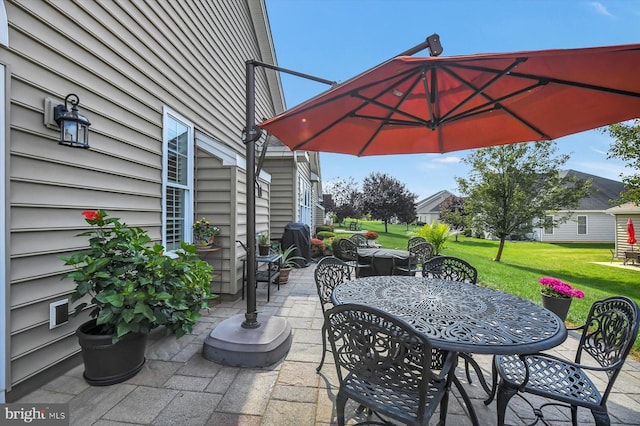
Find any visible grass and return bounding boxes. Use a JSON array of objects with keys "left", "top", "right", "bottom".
[{"left": 335, "top": 219, "right": 640, "bottom": 357}]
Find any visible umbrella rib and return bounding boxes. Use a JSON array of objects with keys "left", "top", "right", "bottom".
[
  {"left": 507, "top": 71, "right": 640, "bottom": 98},
  {"left": 449, "top": 62, "right": 640, "bottom": 99},
  {"left": 356, "top": 73, "right": 427, "bottom": 155},
  {"left": 438, "top": 58, "right": 527, "bottom": 122},
  {"left": 350, "top": 92, "right": 433, "bottom": 127},
  {"left": 291, "top": 67, "right": 425, "bottom": 151}
]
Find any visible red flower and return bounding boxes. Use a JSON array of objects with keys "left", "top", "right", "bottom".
[{"left": 82, "top": 210, "right": 102, "bottom": 221}]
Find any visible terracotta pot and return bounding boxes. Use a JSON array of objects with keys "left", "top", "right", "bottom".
[
  {"left": 279, "top": 267, "right": 291, "bottom": 284},
  {"left": 541, "top": 293, "right": 572, "bottom": 321}
]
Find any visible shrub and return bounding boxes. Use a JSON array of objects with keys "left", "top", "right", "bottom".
[
  {"left": 316, "top": 231, "right": 336, "bottom": 240},
  {"left": 315, "top": 225, "right": 334, "bottom": 234},
  {"left": 415, "top": 221, "right": 450, "bottom": 255}
]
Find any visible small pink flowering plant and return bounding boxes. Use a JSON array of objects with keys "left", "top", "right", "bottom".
[{"left": 539, "top": 277, "right": 585, "bottom": 299}]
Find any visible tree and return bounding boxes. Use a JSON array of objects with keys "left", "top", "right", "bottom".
[
  {"left": 456, "top": 142, "right": 591, "bottom": 262},
  {"left": 323, "top": 178, "right": 363, "bottom": 223},
  {"left": 439, "top": 195, "right": 467, "bottom": 242},
  {"left": 361, "top": 173, "right": 417, "bottom": 233},
  {"left": 603, "top": 119, "right": 640, "bottom": 205}
]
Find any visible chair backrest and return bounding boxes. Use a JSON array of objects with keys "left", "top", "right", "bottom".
[
  {"left": 324, "top": 303, "right": 440, "bottom": 417},
  {"left": 576, "top": 296, "right": 640, "bottom": 398},
  {"left": 349, "top": 233, "right": 368, "bottom": 248},
  {"left": 338, "top": 238, "right": 358, "bottom": 262},
  {"left": 314, "top": 256, "right": 351, "bottom": 312},
  {"left": 407, "top": 236, "right": 427, "bottom": 250},
  {"left": 422, "top": 255, "right": 478, "bottom": 283},
  {"left": 409, "top": 241, "right": 434, "bottom": 265}
]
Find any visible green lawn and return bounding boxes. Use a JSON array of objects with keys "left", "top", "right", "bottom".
[{"left": 336, "top": 220, "right": 640, "bottom": 357}]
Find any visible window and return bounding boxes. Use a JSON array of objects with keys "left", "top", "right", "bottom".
[
  {"left": 298, "top": 175, "right": 312, "bottom": 227},
  {"left": 162, "top": 109, "right": 194, "bottom": 250},
  {"left": 577, "top": 215, "right": 587, "bottom": 235},
  {"left": 544, "top": 215, "right": 554, "bottom": 235}
]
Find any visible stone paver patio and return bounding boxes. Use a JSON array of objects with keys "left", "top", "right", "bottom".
[{"left": 17, "top": 263, "right": 640, "bottom": 425}]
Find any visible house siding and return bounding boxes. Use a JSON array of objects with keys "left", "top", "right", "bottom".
[
  {"left": 264, "top": 157, "right": 294, "bottom": 240},
  {"left": 3, "top": 0, "right": 279, "bottom": 396},
  {"left": 539, "top": 212, "right": 614, "bottom": 243},
  {"left": 613, "top": 213, "right": 640, "bottom": 256}
]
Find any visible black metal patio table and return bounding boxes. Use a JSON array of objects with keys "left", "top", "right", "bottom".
[{"left": 331, "top": 275, "right": 567, "bottom": 425}]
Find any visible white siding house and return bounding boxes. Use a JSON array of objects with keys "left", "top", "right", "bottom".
[
  {"left": 537, "top": 170, "right": 624, "bottom": 243},
  {"left": 415, "top": 190, "right": 455, "bottom": 224}
]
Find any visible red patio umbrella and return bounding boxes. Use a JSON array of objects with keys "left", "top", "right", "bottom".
[
  {"left": 628, "top": 218, "right": 637, "bottom": 248},
  {"left": 259, "top": 43, "right": 640, "bottom": 156}
]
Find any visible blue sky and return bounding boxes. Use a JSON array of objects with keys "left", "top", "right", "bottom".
[{"left": 265, "top": 0, "right": 640, "bottom": 200}]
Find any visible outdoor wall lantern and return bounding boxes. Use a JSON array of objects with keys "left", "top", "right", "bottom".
[{"left": 53, "top": 93, "right": 91, "bottom": 148}]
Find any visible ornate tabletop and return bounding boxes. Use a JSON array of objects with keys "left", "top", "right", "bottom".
[{"left": 332, "top": 275, "right": 567, "bottom": 355}]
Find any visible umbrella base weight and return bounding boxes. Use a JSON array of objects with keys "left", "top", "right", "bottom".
[{"left": 202, "top": 314, "right": 292, "bottom": 367}]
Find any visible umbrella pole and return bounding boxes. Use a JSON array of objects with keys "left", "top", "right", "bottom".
[
  {"left": 242, "top": 60, "right": 335, "bottom": 329},
  {"left": 243, "top": 60, "right": 260, "bottom": 329}
]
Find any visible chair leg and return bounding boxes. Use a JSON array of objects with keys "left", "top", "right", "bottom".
[
  {"left": 336, "top": 393, "right": 347, "bottom": 426},
  {"left": 590, "top": 408, "right": 610, "bottom": 426},
  {"left": 496, "top": 383, "right": 518, "bottom": 426},
  {"left": 317, "top": 328, "right": 327, "bottom": 372}
]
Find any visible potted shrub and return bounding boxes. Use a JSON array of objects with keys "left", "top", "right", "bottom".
[
  {"left": 193, "top": 217, "right": 220, "bottom": 247},
  {"left": 61, "top": 210, "right": 213, "bottom": 386},
  {"left": 258, "top": 231, "right": 271, "bottom": 256},
  {"left": 278, "top": 245, "right": 305, "bottom": 284}
]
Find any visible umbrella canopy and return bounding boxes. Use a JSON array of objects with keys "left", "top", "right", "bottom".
[
  {"left": 259, "top": 43, "right": 640, "bottom": 156},
  {"left": 628, "top": 218, "right": 637, "bottom": 246}
]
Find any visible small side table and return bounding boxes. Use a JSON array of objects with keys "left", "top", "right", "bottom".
[
  {"left": 241, "top": 253, "right": 282, "bottom": 302},
  {"left": 196, "top": 245, "right": 222, "bottom": 294}
]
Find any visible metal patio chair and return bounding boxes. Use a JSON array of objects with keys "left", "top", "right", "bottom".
[
  {"left": 324, "top": 303, "right": 456, "bottom": 426},
  {"left": 407, "top": 235, "right": 427, "bottom": 250},
  {"left": 421, "top": 255, "right": 478, "bottom": 283},
  {"left": 338, "top": 238, "right": 372, "bottom": 278},
  {"left": 394, "top": 241, "right": 434, "bottom": 276},
  {"left": 313, "top": 256, "right": 352, "bottom": 372},
  {"left": 491, "top": 296, "right": 640, "bottom": 426},
  {"left": 349, "top": 233, "right": 368, "bottom": 248}
]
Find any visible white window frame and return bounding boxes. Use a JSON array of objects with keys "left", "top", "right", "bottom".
[
  {"left": 577, "top": 215, "right": 588, "bottom": 235},
  {"left": 298, "top": 174, "right": 312, "bottom": 228},
  {"left": 162, "top": 107, "right": 194, "bottom": 250},
  {"left": 544, "top": 215, "right": 554, "bottom": 235}
]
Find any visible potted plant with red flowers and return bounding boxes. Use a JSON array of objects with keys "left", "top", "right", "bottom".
[
  {"left": 61, "top": 210, "right": 212, "bottom": 385},
  {"left": 364, "top": 231, "right": 379, "bottom": 246},
  {"left": 539, "top": 277, "right": 585, "bottom": 321}
]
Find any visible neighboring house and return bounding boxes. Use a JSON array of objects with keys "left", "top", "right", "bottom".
[
  {"left": 536, "top": 170, "right": 624, "bottom": 243},
  {"left": 0, "top": 0, "right": 317, "bottom": 402},
  {"left": 604, "top": 203, "right": 640, "bottom": 257},
  {"left": 415, "top": 190, "right": 455, "bottom": 224}
]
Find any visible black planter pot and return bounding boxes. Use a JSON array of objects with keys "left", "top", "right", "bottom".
[{"left": 76, "top": 320, "right": 147, "bottom": 386}]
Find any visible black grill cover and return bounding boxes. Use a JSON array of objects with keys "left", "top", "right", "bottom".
[{"left": 282, "top": 222, "right": 311, "bottom": 267}]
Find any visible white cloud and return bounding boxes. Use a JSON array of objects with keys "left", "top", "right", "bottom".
[
  {"left": 432, "top": 156, "right": 462, "bottom": 164},
  {"left": 590, "top": 2, "right": 615, "bottom": 17}
]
